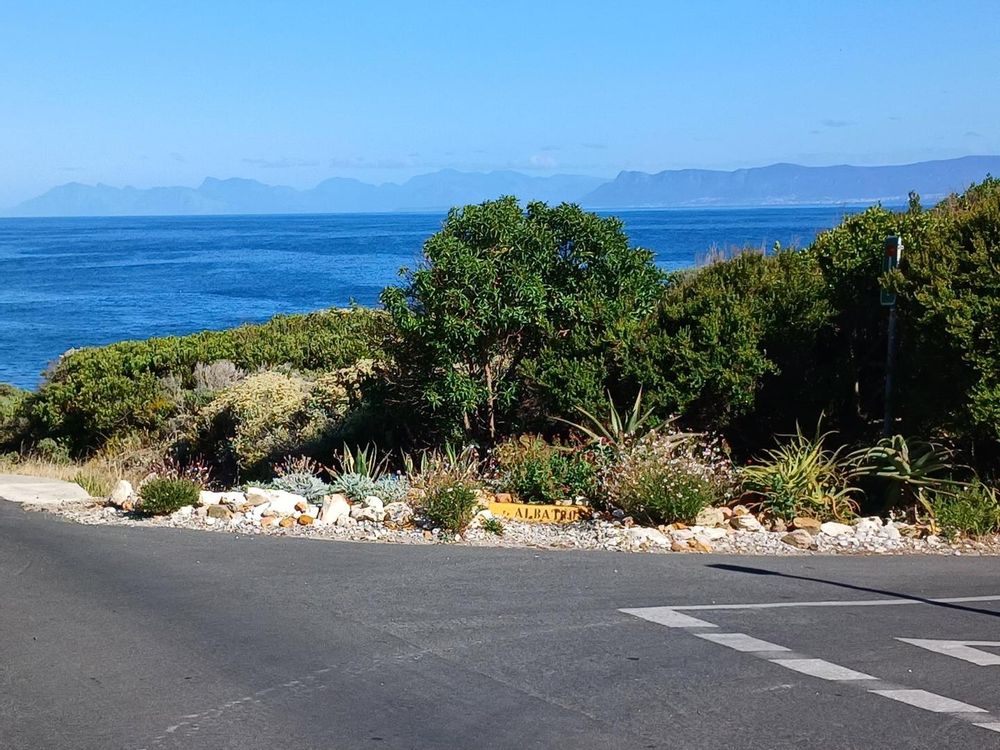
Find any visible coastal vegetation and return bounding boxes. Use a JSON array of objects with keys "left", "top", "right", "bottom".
[{"left": 2, "top": 178, "right": 1000, "bottom": 538}]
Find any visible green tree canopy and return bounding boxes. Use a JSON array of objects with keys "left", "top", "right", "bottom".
[{"left": 380, "top": 197, "right": 663, "bottom": 443}]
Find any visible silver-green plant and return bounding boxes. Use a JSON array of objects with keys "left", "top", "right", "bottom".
[{"left": 271, "top": 472, "right": 331, "bottom": 501}]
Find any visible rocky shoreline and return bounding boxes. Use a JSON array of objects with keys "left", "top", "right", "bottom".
[{"left": 25, "top": 482, "right": 1000, "bottom": 557}]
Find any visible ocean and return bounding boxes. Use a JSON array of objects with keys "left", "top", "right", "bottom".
[{"left": 0, "top": 206, "right": 866, "bottom": 388}]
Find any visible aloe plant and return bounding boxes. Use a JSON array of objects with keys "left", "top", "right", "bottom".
[{"left": 554, "top": 389, "right": 676, "bottom": 447}]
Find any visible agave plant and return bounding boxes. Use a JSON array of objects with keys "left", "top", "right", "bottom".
[
  {"left": 741, "top": 419, "right": 859, "bottom": 521},
  {"left": 554, "top": 389, "right": 681, "bottom": 448},
  {"left": 330, "top": 472, "right": 379, "bottom": 502},
  {"left": 846, "top": 435, "right": 965, "bottom": 515},
  {"left": 402, "top": 443, "right": 480, "bottom": 485},
  {"left": 327, "top": 443, "right": 389, "bottom": 481}
]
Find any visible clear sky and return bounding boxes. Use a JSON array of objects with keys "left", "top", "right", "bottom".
[{"left": 1, "top": 0, "right": 998, "bottom": 206}]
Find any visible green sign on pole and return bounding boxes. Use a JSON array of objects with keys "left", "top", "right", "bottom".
[{"left": 880, "top": 235, "right": 903, "bottom": 306}]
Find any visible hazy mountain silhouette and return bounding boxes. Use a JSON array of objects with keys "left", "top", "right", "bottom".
[
  {"left": 8, "top": 157, "right": 999, "bottom": 216},
  {"left": 583, "top": 156, "right": 1000, "bottom": 207}
]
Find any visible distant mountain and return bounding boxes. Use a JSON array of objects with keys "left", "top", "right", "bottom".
[
  {"left": 8, "top": 170, "right": 607, "bottom": 217},
  {"left": 583, "top": 156, "right": 1000, "bottom": 208},
  {"left": 9, "top": 156, "right": 999, "bottom": 217}
]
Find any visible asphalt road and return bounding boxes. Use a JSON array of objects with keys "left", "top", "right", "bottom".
[{"left": 2, "top": 500, "right": 999, "bottom": 750}]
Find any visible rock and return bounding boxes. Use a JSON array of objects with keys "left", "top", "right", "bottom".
[
  {"left": 384, "top": 501, "right": 414, "bottom": 526},
  {"left": 611, "top": 508, "right": 626, "bottom": 520},
  {"left": 769, "top": 517, "right": 787, "bottom": 533},
  {"left": 882, "top": 523, "right": 902, "bottom": 541},
  {"left": 350, "top": 496, "right": 385, "bottom": 522},
  {"left": 171, "top": 505, "right": 194, "bottom": 519},
  {"left": 245, "top": 488, "right": 305, "bottom": 516},
  {"left": 363, "top": 495, "right": 384, "bottom": 512},
  {"left": 319, "top": 494, "right": 351, "bottom": 524},
  {"left": 731, "top": 514, "right": 763, "bottom": 532},
  {"left": 670, "top": 528, "right": 695, "bottom": 541},
  {"left": 260, "top": 515, "right": 277, "bottom": 528},
  {"left": 627, "top": 527, "right": 670, "bottom": 546},
  {"left": 854, "top": 517, "right": 883, "bottom": 535},
  {"left": 925, "top": 534, "right": 942, "bottom": 547},
  {"left": 792, "top": 517, "right": 822, "bottom": 534},
  {"left": 700, "top": 527, "right": 727, "bottom": 541},
  {"left": 297, "top": 514, "right": 314, "bottom": 526},
  {"left": 207, "top": 505, "right": 233, "bottom": 520},
  {"left": 279, "top": 516, "right": 295, "bottom": 528},
  {"left": 670, "top": 540, "right": 689, "bottom": 552},
  {"left": 782, "top": 529, "right": 815, "bottom": 549},
  {"left": 305, "top": 504, "right": 320, "bottom": 517},
  {"left": 109, "top": 480, "right": 134, "bottom": 506},
  {"left": 731, "top": 505, "right": 751, "bottom": 517},
  {"left": 720, "top": 506, "right": 733, "bottom": 519},
  {"left": 494, "top": 493, "right": 513, "bottom": 504},
  {"left": 820, "top": 521, "right": 854, "bottom": 537},
  {"left": 335, "top": 514, "right": 356, "bottom": 527},
  {"left": 689, "top": 537, "right": 714, "bottom": 553},
  {"left": 199, "top": 490, "right": 245, "bottom": 505},
  {"left": 294, "top": 500, "right": 308, "bottom": 513},
  {"left": 694, "top": 507, "right": 726, "bottom": 528}
]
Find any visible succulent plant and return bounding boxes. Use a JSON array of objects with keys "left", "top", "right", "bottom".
[{"left": 271, "top": 472, "right": 332, "bottom": 501}]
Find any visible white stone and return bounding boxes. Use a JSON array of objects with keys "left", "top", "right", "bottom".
[
  {"left": 110, "top": 479, "right": 134, "bottom": 505},
  {"left": 319, "top": 494, "right": 351, "bottom": 524},
  {"left": 250, "top": 502, "right": 270, "bottom": 519},
  {"left": 245, "top": 488, "right": 304, "bottom": 516},
  {"left": 198, "top": 490, "right": 245, "bottom": 505},
  {"left": 700, "top": 527, "right": 727, "bottom": 541},
  {"left": 694, "top": 507, "right": 726, "bottom": 528},
  {"left": 670, "top": 528, "right": 695, "bottom": 541},
  {"left": 732, "top": 514, "right": 763, "bottom": 532},
  {"left": 820, "top": 521, "right": 854, "bottom": 537},
  {"left": 384, "top": 501, "right": 415, "bottom": 525},
  {"left": 882, "top": 523, "right": 902, "bottom": 541},
  {"left": 362, "top": 495, "right": 385, "bottom": 513},
  {"left": 854, "top": 517, "right": 883, "bottom": 535},
  {"left": 171, "top": 505, "right": 193, "bottom": 519},
  {"left": 305, "top": 504, "right": 320, "bottom": 517},
  {"left": 627, "top": 527, "right": 670, "bottom": 546}
]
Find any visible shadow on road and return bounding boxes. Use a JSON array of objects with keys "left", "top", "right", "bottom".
[{"left": 707, "top": 563, "right": 1000, "bottom": 620}]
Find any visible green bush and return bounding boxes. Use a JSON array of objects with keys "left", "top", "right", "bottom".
[
  {"left": 21, "top": 307, "right": 387, "bottom": 454},
  {"left": 929, "top": 481, "right": 1000, "bottom": 538},
  {"left": 420, "top": 479, "right": 480, "bottom": 533},
  {"left": 599, "top": 432, "right": 728, "bottom": 524},
  {"left": 493, "top": 435, "right": 595, "bottom": 504},
  {"left": 138, "top": 477, "right": 201, "bottom": 515},
  {"left": 381, "top": 197, "right": 663, "bottom": 443},
  {"left": 0, "top": 383, "right": 27, "bottom": 448},
  {"left": 625, "top": 249, "right": 834, "bottom": 444}
]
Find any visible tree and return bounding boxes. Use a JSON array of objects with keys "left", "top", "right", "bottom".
[{"left": 380, "top": 197, "right": 663, "bottom": 443}]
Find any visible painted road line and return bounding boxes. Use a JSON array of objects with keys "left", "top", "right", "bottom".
[
  {"left": 897, "top": 638, "right": 1000, "bottom": 666},
  {"left": 694, "top": 632, "right": 790, "bottom": 653},
  {"left": 670, "top": 594, "right": 1000, "bottom": 612},
  {"left": 618, "top": 607, "right": 717, "bottom": 629},
  {"left": 769, "top": 658, "right": 876, "bottom": 681},
  {"left": 973, "top": 722, "right": 1000, "bottom": 733},
  {"left": 869, "top": 689, "right": 988, "bottom": 714}
]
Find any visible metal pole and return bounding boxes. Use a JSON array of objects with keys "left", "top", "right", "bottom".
[{"left": 883, "top": 303, "right": 897, "bottom": 437}]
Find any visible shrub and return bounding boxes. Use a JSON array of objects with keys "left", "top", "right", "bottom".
[
  {"left": 599, "top": 430, "right": 729, "bottom": 524},
  {"left": 381, "top": 197, "right": 663, "bottom": 443},
  {"left": 741, "top": 422, "right": 858, "bottom": 521},
  {"left": 625, "top": 249, "right": 834, "bottom": 446},
  {"left": 420, "top": 479, "right": 480, "bottom": 533},
  {"left": 271, "top": 472, "right": 331, "bottom": 501},
  {"left": 481, "top": 516, "right": 505, "bottom": 536},
  {"left": 403, "top": 444, "right": 481, "bottom": 488},
  {"left": 330, "top": 472, "right": 378, "bottom": 502},
  {"left": 373, "top": 476, "right": 410, "bottom": 503},
  {"left": 21, "top": 307, "right": 387, "bottom": 453},
  {"left": 138, "top": 477, "right": 201, "bottom": 515},
  {"left": 0, "top": 383, "right": 27, "bottom": 448},
  {"left": 35, "top": 437, "right": 71, "bottom": 463},
  {"left": 192, "top": 360, "right": 245, "bottom": 393},
  {"left": 493, "top": 435, "right": 596, "bottom": 504},
  {"left": 929, "top": 481, "right": 1000, "bottom": 538}
]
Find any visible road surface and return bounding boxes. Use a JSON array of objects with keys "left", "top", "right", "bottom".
[{"left": 2, "top": 500, "right": 999, "bottom": 749}]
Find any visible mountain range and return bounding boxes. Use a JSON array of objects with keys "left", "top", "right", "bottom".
[{"left": 7, "top": 156, "right": 1000, "bottom": 217}]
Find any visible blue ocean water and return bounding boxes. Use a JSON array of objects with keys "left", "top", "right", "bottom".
[{"left": 0, "top": 206, "right": 865, "bottom": 388}]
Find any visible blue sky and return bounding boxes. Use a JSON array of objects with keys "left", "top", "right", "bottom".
[{"left": 1, "top": 0, "right": 998, "bottom": 206}]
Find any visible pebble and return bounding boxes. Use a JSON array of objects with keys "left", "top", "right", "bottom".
[{"left": 28, "top": 501, "right": 1000, "bottom": 558}]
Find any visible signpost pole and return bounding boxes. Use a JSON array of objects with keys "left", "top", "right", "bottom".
[{"left": 881, "top": 235, "right": 902, "bottom": 437}]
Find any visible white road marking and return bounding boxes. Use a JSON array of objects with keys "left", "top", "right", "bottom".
[
  {"left": 694, "top": 632, "right": 790, "bottom": 652},
  {"left": 671, "top": 594, "right": 1000, "bottom": 612},
  {"left": 897, "top": 638, "right": 1000, "bottom": 666},
  {"left": 769, "top": 658, "right": 876, "bottom": 681},
  {"left": 870, "top": 689, "right": 988, "bottom": 714},
  {"left": 973, "top": 722, "right": 1000, "bottom": 733},
  {"left": 619, "top": 607, "right": 717, "bottom": 628}
]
